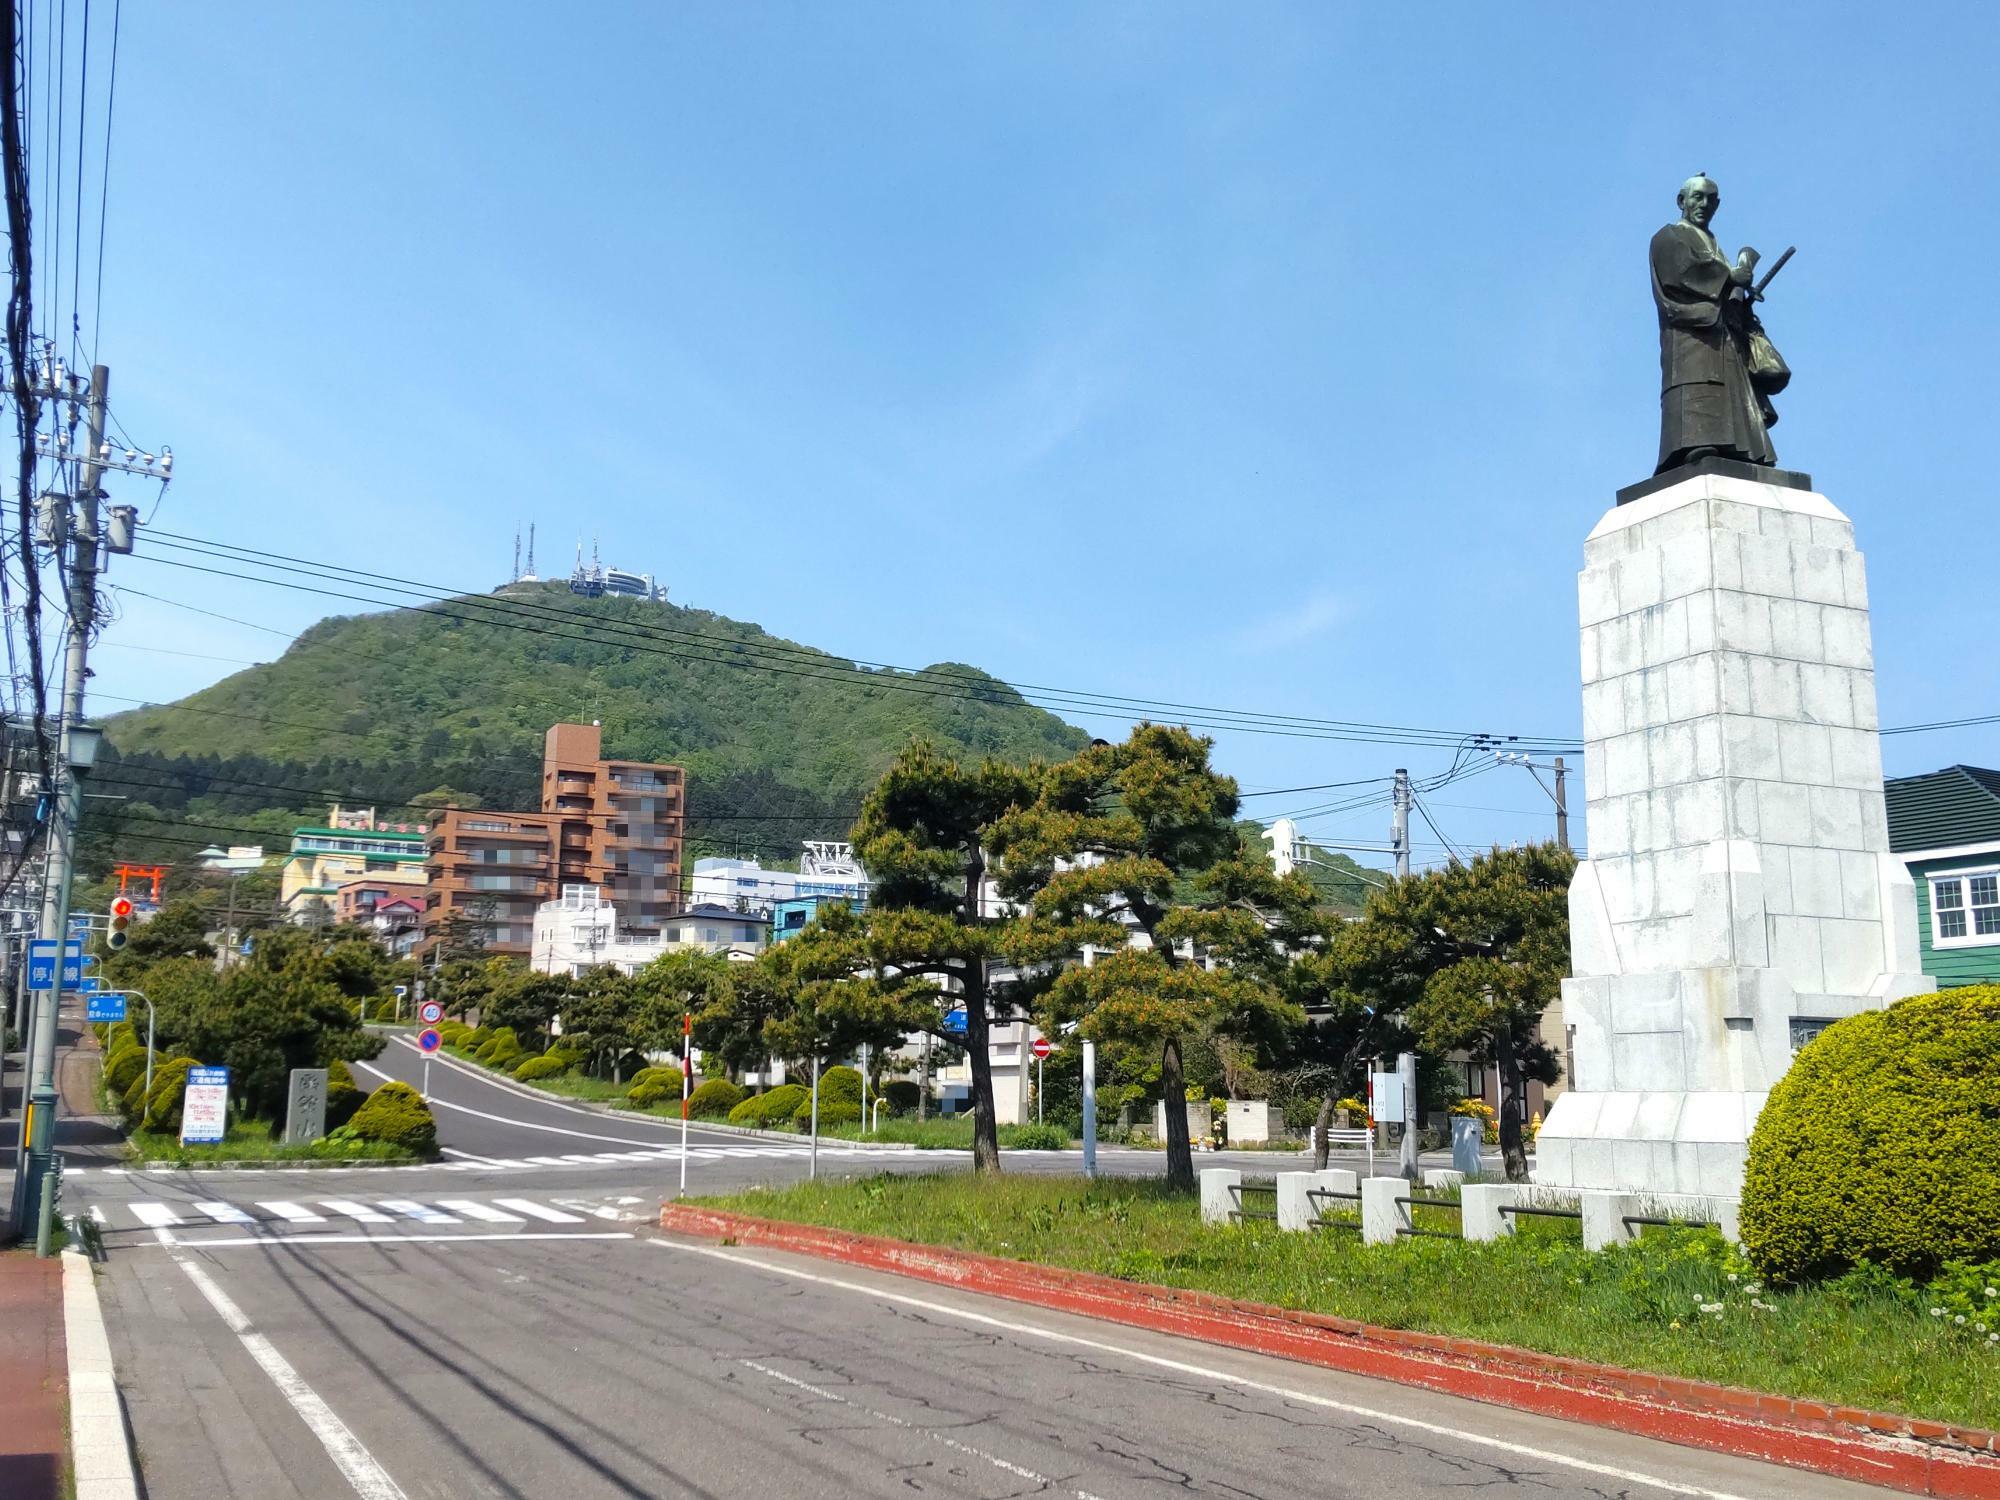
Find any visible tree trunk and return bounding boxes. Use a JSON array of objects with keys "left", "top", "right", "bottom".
[
  {"left": 1311, "top": 1090, "right": 1337, "bottom": 1170},
  {"left": 1160, "top": 1038, "right": 1195, "bottom": 1191},
  {"left": 963, "top": 968, "right": 1001, "bottom": 1174},
  {"left": 1496, "top": 1023, "right": 1529, "bottom": 1182}
]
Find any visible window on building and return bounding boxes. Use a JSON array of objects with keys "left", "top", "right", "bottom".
[{"left": 1931, "top": 871, "right": 2000, "bottom": 946}]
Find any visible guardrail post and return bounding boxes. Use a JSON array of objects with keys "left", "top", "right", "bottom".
[
  {"left": 1275, "top": 1172, "right": 1315, "bottom": 1231},
  {"left": 1199, "top": 1168, "right": 1241, "bottom": 1225},
  {"left": 1360, "top": 1176, "right": 1410, "bottom": 1245},
  {"left": 1579, "top": 1190, "right": 1642, "bottom": 1251},
  {"left": 1460, "top": 1183, "right": 1520, "bottom": 1241},
  {"left": 1420, "top": 1167, "right": 1465, "bottom": 1193}
]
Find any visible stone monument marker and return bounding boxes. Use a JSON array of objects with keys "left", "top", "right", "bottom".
[
  {"left": 285, "top": 1066, "right": 329, "bottom": 1146},
  {"left": 1533, "top": 182, "right": 1930, "bottom": 1209}
]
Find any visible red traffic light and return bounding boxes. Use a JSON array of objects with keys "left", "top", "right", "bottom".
[
  {"left": 107, "top": 897, "right": 135, "bottom": 950},
  {"left": 110, "top": 896, "right": 135, "bottom": 918}
]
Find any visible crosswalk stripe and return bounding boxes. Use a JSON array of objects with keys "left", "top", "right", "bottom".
[
  {"left": 130, "top": 1202, "right": 182, "bottom": 1228},
  {"left": 525, "top": 1156, "right": 571, "bottom": 1167},
  {"left": 493, "top": 1198, "right": 587, "bottom": 1224},
  {"left": 604, "top": 1151, "right": 663, "bottom": 1162},
  {"left": 193, "top": 1201, "right": 256, "bottom": 1224},
  {"left": 434, "top": 1199, "right": 525, "bottom": 1223},
  {"left": 319, "top": 1199, "right": 394, "bottom": 1224},
  {"left": 559, "top": 1154, "right": 601, "bottom": 1164},
  {"left": 258, "top": 1202, "right": 326, "bottom": 1223},
  {"left": 378, "top": 1199, "right": 460, "bottom": 1225}
]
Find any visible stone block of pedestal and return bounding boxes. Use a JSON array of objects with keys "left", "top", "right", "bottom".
[
  {"left": 1198, "top": 1168, "right": 1241, "bottom": 1225},
  {"left": 1537, "top": 469, "right": 1931, "bottom": 1208},
  {"left": 1461, "top": 1183, "right": 1521, "bottom": 1241},
  {"left": 1360, "top": 1176, "right": 1410, "bottom": 1246}
]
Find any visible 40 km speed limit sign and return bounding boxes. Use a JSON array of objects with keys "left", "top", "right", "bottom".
[{"left": 419, "top": 1000, "right": 443, "bottom": 1026}]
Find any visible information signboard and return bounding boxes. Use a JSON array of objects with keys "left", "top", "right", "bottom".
[
  {"left": 180, "top": 1066, "right": 231, "bottom": 1145},
  {"left": 27, "top": 939, "right": 82, "bottom": 990},
  {"left": 1368, "top": 1070, "right": 1403, "bottom": 1123},
  {"left": 85, "top": 992, "right": 127, "bottom": 1023}
]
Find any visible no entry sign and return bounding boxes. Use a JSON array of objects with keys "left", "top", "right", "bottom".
[{"left": 1031, "top": 1036, "right": 1051, "bottom": 1060}]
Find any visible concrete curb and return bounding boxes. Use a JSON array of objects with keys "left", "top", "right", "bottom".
[
  {"left": 414, "top": 1042, "right": 917, "bottom": 1150},
  {"left": 119, "top": 1155, "right": 428, "bottom": 1171},
  {"left": 60, "top": 1246, "right": 140, "bottom": 1500},
  {"left": 657, "top": 1204, "right": 2000, "bottom": 1500}
]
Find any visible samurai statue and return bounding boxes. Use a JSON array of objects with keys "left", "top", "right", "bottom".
[{"left": 1650, "top": 174, "right": 1792, "bottom": 474}]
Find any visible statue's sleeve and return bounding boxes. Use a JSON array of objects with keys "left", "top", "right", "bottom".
[{"left": 1651, "top": 229, "right": 1730, "bottom": 329}]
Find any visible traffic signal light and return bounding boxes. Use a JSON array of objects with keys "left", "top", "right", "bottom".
[{"left": 107, "top": 896, "right": 134, "bottom": 951}]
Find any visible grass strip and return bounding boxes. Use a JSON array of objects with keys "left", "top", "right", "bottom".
[
  {"left": 126, "top": 1123, "right": 416, "bottom": 1165},
  {"left": 701, "top": 1171, "right": 2000, "bottom": 1431}
]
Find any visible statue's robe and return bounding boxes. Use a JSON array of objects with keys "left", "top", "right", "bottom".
[{"left": 1650, "top": 219, "right": 1776, "bottom": 473}]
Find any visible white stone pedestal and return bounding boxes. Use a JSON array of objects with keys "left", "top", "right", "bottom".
[{"left": 1534, "top": 470, "right": 1930, "bottom": 1206}]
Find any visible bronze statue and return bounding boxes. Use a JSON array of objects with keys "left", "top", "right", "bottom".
[{"left": 1650, "top": 175, "right": 1792, "bottom": 474}]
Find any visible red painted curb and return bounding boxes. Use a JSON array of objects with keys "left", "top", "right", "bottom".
[{"left": 659, "top": 1204, "right": 2000, "bottom": 1500}]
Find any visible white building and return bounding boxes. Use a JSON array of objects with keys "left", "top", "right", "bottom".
[
  {"left": 690, "top": 842, "right": 869, "bottom": 916},
  {"left": 531, "top": 886, "right": 770, "bottom": 975}
]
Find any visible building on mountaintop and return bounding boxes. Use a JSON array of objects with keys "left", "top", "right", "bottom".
[{"left": 1886, "top": 764, "right": 2000, "bottom": 987}]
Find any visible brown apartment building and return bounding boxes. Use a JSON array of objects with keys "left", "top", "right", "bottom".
[{"left": 422, "top": 723, "right": 685, "bottom": 958}]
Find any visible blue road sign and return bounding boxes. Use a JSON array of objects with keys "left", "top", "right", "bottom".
[
  {"left": 77, "top": 975, "right": 101, "bottom": 993},
  {"left": 86, "top": 992, "right": 127, "bottom": 1022},
  {"left": 942, "top": 1006, "right": 968, "bottom": 1037},
  {"left": 27, "top": 939, "right": 82, "bottom": 990},
  {"left": 417, "top": 1027, "right": 442, "bottom": 1053}
]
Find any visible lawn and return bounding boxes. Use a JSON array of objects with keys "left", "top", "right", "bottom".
[
  {"left": 126, "top": 1122, "right": 418, "bottom": 1165},
  {"left": 701, "top": 1172, "right": 2000, "bottom": 1431}
]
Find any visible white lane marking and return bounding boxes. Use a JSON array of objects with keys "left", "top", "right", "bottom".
[
  {"left": 130, "top": 1202, "right": 182, "bottom": 1228},
  {"left": 193, "top": 1201, "right": 255, "bottom": 1225},
  {"left": 604, "top": 1151, "right": 664, "bottom": 1162},
  {"left": 744, "top": 1359, "right": 1107, "bottom": 1500},
  {"left": 319, "top": 1199, "right": 394, "bottom": 1224},
  {"left": 524, "top": 1156, "right": 572, "bottom": 1167},
  {"left": 492, "top": 1198, "right": 586, "bottom": 1224},
  {"left": 258, "top": 1202, "right": 327, "bottom": 1223},
  {"left": 89, "top": 1204, "right": 107, "bottom": 1224},
  {"left": 654, "top": 1242, "right": 1760, "bottom": 1500},
  {"left": 440, "top": 1146, "right": 501, "bottom": 1164},
  {"left": 488, "top": 1159, "right": 534, "bottom": 1169},
  {"left": 378, "top": 1199, "right": 460, "bottom": 1225},
  {"left": 177, "top": 1258, "right": 409, "bottom": 1500},
  {"left": 162, "top": 1232, "right": 635, "bottom": 1248},
  {"left": 354, "top": 1055, "right": 692, "bottom": 1149},
  {"left": 433, "top": 1199, "right": 525, "bottom": 1223}
]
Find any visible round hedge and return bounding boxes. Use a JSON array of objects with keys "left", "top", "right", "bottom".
[
  {"left": 141, "top": 1056, "right": 196, "bottom": 1134},
  {"left": 1741, "top": 986, "right": 2000, "bottom": 1282},
  {"left": 514, "top": 1054, "right": 570, "bottom": 1083},
  {"left": 728, "top": 1083, "right": 809, "bottom": 1128},
  {"left": 879, "top": 1080, "right": 921, "bottom": 1113},
  {"left": 629, "top": 1065, "right": 684, "bottom": 1096},
  {"left": 794, "top": 1097, "right": 860, "bottom": 1127},
  {"left": 687, "top": 1078, "right": 745, "bottom": 1119},
  {"left": 625, "top": 1081, "right": 676, "bottom": 1110},
  {"left": 103, "top": 1041, "right": 147, "bottom": 1097},
  {"left": 819, "top": 1065, "right": 863, "bottom": 1105},
  {"left": 348, "top": 1081, "right": 438, "bottom": 1155}
]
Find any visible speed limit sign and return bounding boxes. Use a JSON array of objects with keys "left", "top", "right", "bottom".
[{"left": 419, "top": 1000, "right": 443, "bottom": 1025}]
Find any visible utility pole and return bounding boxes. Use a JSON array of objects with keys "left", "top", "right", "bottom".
[
  {"left": 1390, "top": 768, "right": 1411, "bottom": 881},
  {"left": 1553, "top": 755, "right": 1569, "bottom": 853},
  {"left": 16, "top": 364, "right": 107, "bottom": 1245}
]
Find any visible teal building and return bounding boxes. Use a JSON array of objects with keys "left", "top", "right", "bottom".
[{"left": 1884, "top": 765, "right": 2000, "bottom": 988}]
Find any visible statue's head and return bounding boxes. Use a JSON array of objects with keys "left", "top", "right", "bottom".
[{"left": 1677, "top": 174, "right": 1719, "bottom": 228}]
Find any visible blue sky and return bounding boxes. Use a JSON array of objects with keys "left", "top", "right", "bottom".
[{"left": 67, "top": 3, "right": 2000, "bottom": 868}]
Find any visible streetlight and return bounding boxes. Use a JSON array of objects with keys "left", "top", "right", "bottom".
[{"left": 198, "top": 845, "right": 250, "bottom": 969}]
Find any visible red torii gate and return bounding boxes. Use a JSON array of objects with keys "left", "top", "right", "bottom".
[{"left": 113, "top": 863, "right": 171, "bottom": 906}]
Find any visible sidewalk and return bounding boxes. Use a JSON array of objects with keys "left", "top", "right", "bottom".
[{"left": 0, "top": 1248, "right": 67, "bottom": 1499}]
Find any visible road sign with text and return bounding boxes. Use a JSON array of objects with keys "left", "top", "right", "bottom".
[
  {"left": 86, "top": 992, "right": 127, "bottom": 1022},
  {"left": 180, "top": 1066, "right": 231, "bottom": 1145},
  {"left": 418, "top": 1000, "right": 443, "bottom": 1026},
  {"left": 27, "top": 939, "right": 81, "bottom": 990}
]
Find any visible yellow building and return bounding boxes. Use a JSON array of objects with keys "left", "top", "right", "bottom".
[{"left": 279, "top": 811, "right": 429, "bottom": 924}]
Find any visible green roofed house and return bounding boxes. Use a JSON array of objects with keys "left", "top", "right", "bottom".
[
  {"left": 1884, "top": 765, "right": 2000, "bottom": 987},
  {"left": 278, "top": 804, "right": 429, "bottom": 925}
]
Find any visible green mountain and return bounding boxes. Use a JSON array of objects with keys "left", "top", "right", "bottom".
[{"left": 90, "top": 585, "right": 1091, "bottom": 869}]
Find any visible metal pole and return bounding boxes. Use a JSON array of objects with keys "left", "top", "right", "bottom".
[
  {"left": 809, "top": 1052, "right": 820, "bottom": 1181},
  {"left": 1398, "top": 1050, "right": 1419, "bottom": 1182},
  {"left": 1391, "top": 768, "right": 1411, "bottom": 881},
  {"left": 677, "top": 1010, "right": 689, "bottom": 1198},
  {"left": 18, "top": 366, "right": 108, "bottom": 1245},
  {"left": 1081, "top": 1041, "right": 1096, "bottom": 1178},
  {"left": 422, "top": 1054, "right": 432, "bottom": 1102},
  {"left": 859, "top": 1041, "right": 868, "bottom": 1137},
  {"left": 1553, "top": 756, "right": 1569, "bottom": 852},
  {"left": 1036, "top": 1053, "right": 1043, "bottom": 1125}
]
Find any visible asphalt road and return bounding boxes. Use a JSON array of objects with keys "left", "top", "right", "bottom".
[{"left": 53, "top": 1029, "right": 1895, "bottom": 1499}]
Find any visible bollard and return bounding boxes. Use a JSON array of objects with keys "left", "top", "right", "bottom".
[
  {"left": 1420, "top": 1167, "right": 1465, "bottom": 1193},
  {"left": 1360, "top": 1176, "right": 1411, "bottom": 1246},
  {"left": 1275, "top": 1173, "right": 1315, "bottom": 1232},
  {"left": 1579, "top": 1190, "right": 1642, "bottom": 1251},
  {"left": 1199, "top": 1167, "right": 1242, "bottom": 1225},
  {"left": 1460, "top": 1183, "right": 1521, "bottom": 1241}
]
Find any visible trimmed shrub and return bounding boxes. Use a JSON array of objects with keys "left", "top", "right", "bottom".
[
  {"left": 466, "top": 1025, "right": 493, "bottom": 1050},
  {"left": 630, "top": 1065, "right": 685, "bottom": 1095},
  {"left": 819, "top": 1065, "right": 863, "bottom": 1106},
  {"left": 1005, "top": 1123, "right": 1069, "bottom": 1150},
  {"left": 879, "top": 1079, "right": 921, "bottom": 1114},
  {"left": 687, "top": 1078, "right": 745, "bottom": 1119},
  {"left": 514, "top": 1054, "right": 571, "bottom": 1083},
  {"left": 1742, "top": 986, "right": 2000, "bottom": 1282},
  {"left": 120, "top": 1069, "right": 149, "bottom": 1122},
  {"left": 792, "top": 1097, "right": 859, "bottom": 1127},
  {"left": 348, "top": 1081, "right": 438, "bottom": 1155},
  {"left": 324, "top": 1059, "right": 364, "bottom": 1131},
  {"left": 104, "top": 1041, "right": 147, "bottom": 1097},
  {"left": 104, "top": 1020, "right": 137, "bottom": 1052},
  {"left": 625, "top": 1082, "right": 676, "bottom": 1110},
  {"left": 728, "top": 1084, "right": 809, "bottom": 1128},
  {"left": 141, "top": 1057, "right": 197, "bottom": 1134}
]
